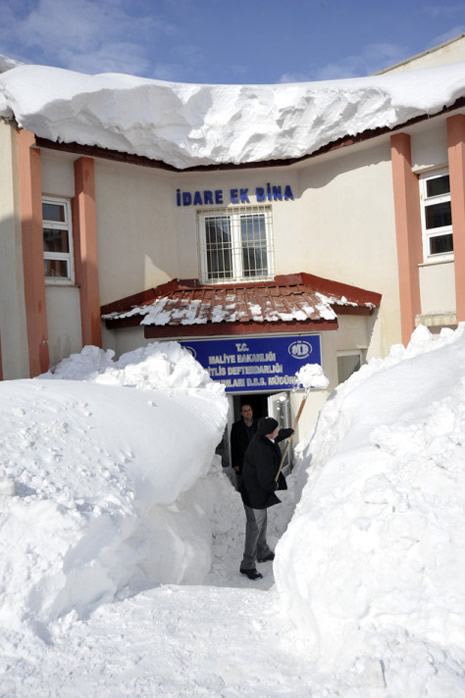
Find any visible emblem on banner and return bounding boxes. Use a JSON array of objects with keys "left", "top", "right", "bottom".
[{"left": 288, "top": 340, "right": 313, "bottom": 359}]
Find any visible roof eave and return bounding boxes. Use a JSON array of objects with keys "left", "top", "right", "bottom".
[{"left": 143, "top": 318, "right": 339, "bottom": 338}]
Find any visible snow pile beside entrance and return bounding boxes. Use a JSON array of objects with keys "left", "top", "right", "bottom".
[
  {"left": 275, "top": 324, "right": 465, "bottom": 692},
  {"left": 44, "top": 341, "right": 216, "bottom": 393},
  {"left": 0, "top": 342, "right": 227, "bottom": 628},
  {"left": 1, "top": 61, "right": 465, "bottom": 168}
]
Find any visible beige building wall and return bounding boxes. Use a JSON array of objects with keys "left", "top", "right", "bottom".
[
  {"left": 39, "top": 119, "right": 458, "bottom": 368},
  {"left": 294, "top": 314, "right": 376, "bottom": 441},
  {"left": 167, "top": 157, "right": 391, "bottom": 365},
  {"left": 410, "top": 121, "right": 448, "bottom": 171},
  {"left": 46, "top": 286, "right": 83, "bottom": 366},
  {"left": 294, "top": 140, "right": 401, "bottom": 357},
  {"left": 95, "top": 161, "right": 300, "bottom": 297},
  {"left": 419, "top": 261, "right": 456, "bottom": 315},
  {"left": 40, "top": 151, "right": 82, "bottom": 369},
  {"left": 171, "top": 166, "right": 300, "bottom": 281},
  {"left": 379, "top": 35, "right": 465, "bottom": 74},
  {"left": 0, "top": 121, "right": 29, "bottom": 378},
  {"left": 94, "top": 160, "right": 179, "bottom": 304},
  {"left": 41, "top": 150, "right": 75, "bottom": 198},
  {"left": 103, "top": 324, "right": 151, "bottom": 359},
  {"left": 95, "top": 148, "right": 392, "bottom": 378}
]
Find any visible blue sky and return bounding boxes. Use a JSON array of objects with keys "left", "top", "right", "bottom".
[{"left": 1, "top": 0, "right": 464, "bottom": 83}]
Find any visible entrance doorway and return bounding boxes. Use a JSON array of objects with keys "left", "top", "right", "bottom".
[
  {"left": 232, "top": 393, "right": 268, "bottom": 422},
  {"left": 230, "top": 391, "right": 293, "bottom": 471}
]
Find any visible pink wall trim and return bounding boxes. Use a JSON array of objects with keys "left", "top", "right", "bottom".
[
  {"left": 17, "top": 129, "right": 49, "bottom": 377},
  {"left": 390, "top": 133, "right": 423, "bottom": 346},
  {"left": 447, "top": 115, "right": 465, "bottom": 323},
  {"left": 72, "top": 157, "right": 102, "bottom": 348}
]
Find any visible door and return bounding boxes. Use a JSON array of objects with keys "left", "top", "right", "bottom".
[{"left": 267, "top": 391, "right": 292, "bottom": 473}]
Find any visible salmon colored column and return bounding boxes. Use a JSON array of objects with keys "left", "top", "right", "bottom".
[
  {"left": 72, "top": 157, "right": 102, "bottom": 347},
  {"left": 390, "top": 133, "right": 423, "bottom": 346},
  {"left": 447, "top": 115, "right": 465, "bottom": 323},
  {"left": 16, "top": 129, "right": 49, "bottom": 377}
]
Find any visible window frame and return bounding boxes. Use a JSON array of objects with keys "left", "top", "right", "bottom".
[
  {"left": 42, "top": 196, "right": 75, "bottom": 285},
  {"left": 419, "top": 168, "right": 453, "bottom": 263},
  {"left": 337, "top": 350, "right": 363, "bottom": 385},
  {"left": 197, "top": 205, "right": 274, "bottom": 284}
]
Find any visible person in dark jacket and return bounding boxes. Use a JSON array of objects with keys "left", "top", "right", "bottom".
[
  {"left": 239, "top": 416, "right": 294, "bottom": 580},
  {"left": 230, "top": 404, "right": 257, "bottom": 490}
]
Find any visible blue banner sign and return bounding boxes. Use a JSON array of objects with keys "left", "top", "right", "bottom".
[{"left": 179, "top": 335, "right": 321, "bottom": 392}]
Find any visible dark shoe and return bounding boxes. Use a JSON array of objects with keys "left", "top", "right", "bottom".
[
  {"left": 257, "top": 552, "right": 275, "bottom": 563},
  {"left": 240, "top": 568, "right": 263, "bottom": 580}
]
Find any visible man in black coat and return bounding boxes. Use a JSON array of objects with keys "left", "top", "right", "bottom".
[
  {"left": 239, "top": 416, "right": 294, "bottom": 580},
  {"left": 230, "top": 404, "right": 257, "bottom": 490}
]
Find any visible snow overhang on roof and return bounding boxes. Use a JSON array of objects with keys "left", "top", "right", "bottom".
[
  {"left": 101, "top": 273, "right": 382, "bottom": 339},
  {"left": 0, "top": 55, "right": 22, "bottom": 74},
  {"left": 1, "top": 62, "right": 465, "bottom": 169}
]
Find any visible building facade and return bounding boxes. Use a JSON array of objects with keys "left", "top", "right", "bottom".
[{"left": 2, "top": 38, "right": 465, "bottom": 445}]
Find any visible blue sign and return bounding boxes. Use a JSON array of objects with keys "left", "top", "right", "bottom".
[{"left": 179, "top": 335, "right": 321, "bottom": 392}]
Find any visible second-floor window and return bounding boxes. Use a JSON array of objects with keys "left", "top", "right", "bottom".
[
  {"left": 420, "top": 170, "right": 453, "bottom": 260},
  {"left": 43, "top": 197, "right": 74, "bottom": 283},
  {"left": 198, "top": 206, "right": 274, "bottom": 283}
]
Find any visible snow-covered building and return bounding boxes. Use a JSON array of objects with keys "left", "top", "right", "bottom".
[{"left": 1, "top": 36, "right": 465, "bottom": 441}]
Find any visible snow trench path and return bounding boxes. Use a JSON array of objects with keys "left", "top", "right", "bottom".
[
  {"left": 1, "top": 471, "right": 320, "bottom": 697},
  {"left": 9, "top": 585, "right": 316, "bottom": 698}
]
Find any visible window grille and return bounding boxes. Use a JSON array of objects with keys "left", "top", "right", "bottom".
[{"left": 198, "top": 206, "right": 274, "bottom": 283}]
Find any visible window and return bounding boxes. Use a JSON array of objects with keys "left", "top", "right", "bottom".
[
  {"left": 198, "top": 206, "right": 274, "bottom": 283},
  {"left": 42, "top": 197, "right": 74, "bottom": 283},
  {"left": 419, "top": 170, "right": 453, "bottom": 260},
  {"left": 337, "top": 351, "right": 362, "bottom": 384}
]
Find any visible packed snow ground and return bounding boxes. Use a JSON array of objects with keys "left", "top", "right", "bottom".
[
  {"left": 1, "top": 60, "right": 465, "bottom": 168},
  {"left": 1, "top": 330, "right": 465, "bottom": 696}
]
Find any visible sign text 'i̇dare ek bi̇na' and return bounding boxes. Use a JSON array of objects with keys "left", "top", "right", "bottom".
[{"left": 176, "top": 183, "right": 295, "bottom": 206}]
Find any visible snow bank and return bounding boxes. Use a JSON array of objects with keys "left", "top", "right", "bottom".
[
  {"left": 44, "top": 341, "right": 216, "bottom": 392},
  {"left": 1, "top": 61, "right": 465, "bottom": 168},
  {"left": 0, "top": 342, "right": 228, "bottom": 628},
  {"left": 275, "top": 324, "right": 465, "bottom": 694}
]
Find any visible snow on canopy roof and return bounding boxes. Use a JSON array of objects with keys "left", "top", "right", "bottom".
[
  {"left": 1, "top": 62, "right": 465, "bottom": 170},
  {"left": 100, "top": 273, "right": 381, "bottom": 333}
]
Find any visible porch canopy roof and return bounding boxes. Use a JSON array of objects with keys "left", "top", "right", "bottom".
[{"left": 101, "top": 273, "right": 381, "bottom": 339}]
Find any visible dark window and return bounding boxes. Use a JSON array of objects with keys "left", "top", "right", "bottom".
[{"left": 429, "top": 234, "right": 453, "bottom": 256}]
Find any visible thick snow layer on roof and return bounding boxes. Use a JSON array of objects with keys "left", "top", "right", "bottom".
[
  {"left": 1, "top": 62, "right": 465, "bottom": 169},
  {"left": 0, "top": 55, "right": 22, "bottom": 73}
]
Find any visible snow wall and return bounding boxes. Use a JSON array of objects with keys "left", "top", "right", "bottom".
[
  {"left": 275, "top": 325, "right": 465, "bottom": 692},
  {"left": 0, "top": 342, "right": 228, "bottom": 628}
]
